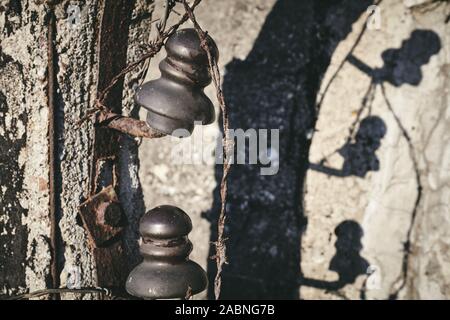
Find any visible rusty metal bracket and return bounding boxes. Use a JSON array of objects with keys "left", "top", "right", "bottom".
[
  {"left": 79, "top": 186, "right": 124, "bottom": 247},
  {"left": 97, "top": 111, "right": 165, "bottom": 138},
  {"left": 79, "top": 186, "right": 128, "bottom": 289},
  {"left": 82, "top": 0, "right": 136, "bottom": 290}
]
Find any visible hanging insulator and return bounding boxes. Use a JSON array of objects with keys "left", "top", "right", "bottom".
[
  {"left": 126, "top": 205, "right": 207, "bottom": 299},
  {"left": 134, "top": 28, "right": 219, "bottom": 136}
]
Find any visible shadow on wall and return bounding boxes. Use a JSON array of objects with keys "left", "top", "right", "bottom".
[
  {"left": 203, "top": 0, "right": 442, "bottom": 299},
  {"left": 301, "top": 29, "right": 441, "bottom": 298},
  {"left": 300, "top": 220, "right": 369, "bottom": 292},
  {"left": 348, "top": 29, "right": 441, "bottom": 87},
  {"left": 310, "top": 116, "right": 387, "bottom": 178},
  {"left": 309, "top": 29, "right": 441, "bottom": 179},
  {"left": 203, "top": 0, "right": 373, "bottom": 299}
]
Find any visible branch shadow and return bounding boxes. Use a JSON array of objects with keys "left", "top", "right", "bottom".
[
  {"left": 299, "top": 29, "right": 441, "bottom": 299},
  {"left": 300, "top": 220, "right": 369, "bottom": 294},
  {"left": 309, "top": 29, "right": 441, "bottom": 179}
]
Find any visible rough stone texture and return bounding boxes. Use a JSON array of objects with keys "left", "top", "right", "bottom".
[
  {"left": 119, "top": 0, "right": 154, "bottom": 270},
  {"left": 53, "top": 0, "right": 100, "bottom": 291},
  {"left": 0, "top": 0, "right": 153, "bottom": 297},
  {"left": 1, "top": 1, "right": 52, "bottom": 295}
]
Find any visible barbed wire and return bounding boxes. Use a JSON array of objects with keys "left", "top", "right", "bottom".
[
  {"left": 182, "top": 0, "right": 230, "bottom": 300},
  {"left": 77, "top": 0, "right": 203, "bottom": 126},
  {"left": 79, "top": 0, "right": 230, "bottom": 300},
  {"left": 26, "top": 0, "right": 229, "bottom": 301}
]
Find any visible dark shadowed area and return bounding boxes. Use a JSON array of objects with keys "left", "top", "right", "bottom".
[{"left": 203, "top": 0, "right": 373, "bottom": 299}]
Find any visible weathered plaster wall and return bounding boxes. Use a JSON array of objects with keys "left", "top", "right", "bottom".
[
  {"left": 0, "top": 0, "right": 153, "bottom": 296},
  {"left": 301, "top": 0, "right": 449, "bottom": 299},
  {"left": 399, "top": 1, "right": 450, "bottom": 299},
  {"left": 1, "top": 1, "right": 52, "bottom": 294}
]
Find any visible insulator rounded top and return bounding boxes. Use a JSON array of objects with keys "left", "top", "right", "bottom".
[
  {"left": 126, "top": 204, "right": 207, "bottom": 299},
  {"left": 139, "top": 205, "right": 192, "bottom": 240},
  {"left": 165, "top": 28, "right": 219, "bottom": 64}
]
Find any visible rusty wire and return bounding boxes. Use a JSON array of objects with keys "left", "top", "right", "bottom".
[
  {"left": 77, "top": 0, "right": 203, "bottom": 126},
  {"left": 184, "top": 286, "right": 193, "bottom": 300},
  {"left": 6, "top": 287, "right": 112, "bottom": 300},
  {"left": 96, "top": 0, "right": 202, "bottom": 106},
  {"left": 182, "top": 0, "right": 231, "bottom": 300}
]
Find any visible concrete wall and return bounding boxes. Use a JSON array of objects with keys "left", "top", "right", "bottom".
[
  {"left": 0, "top": 0, "right": 154, "bottom": 296},
  {"left": 302, "top": 0, "right": 449, "bottom": 300}
]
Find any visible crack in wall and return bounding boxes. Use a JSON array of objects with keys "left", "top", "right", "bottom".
[
  {"left": 46, "top": 6, "right": 61, "bottom": 292},
  {"left": 381, "top": 84, "right": 423, "bottom": 299}
]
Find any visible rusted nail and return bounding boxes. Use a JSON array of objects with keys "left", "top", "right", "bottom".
[{"left": 98, "top": 111, "right": 166, "bottom": 139}]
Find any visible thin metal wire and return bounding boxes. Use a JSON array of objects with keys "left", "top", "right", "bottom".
[
  {"left": 77, "top": 0, "right": 203, "bottom": 127},
  {"left": 6, "top": 287, "right": 112, "bottom": 300},
  {"left": 182, "top": 0, "right": 231, "bottom": 300},
  {"left": 157, "top": 0, "right": 171, "bottom": 34}
]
